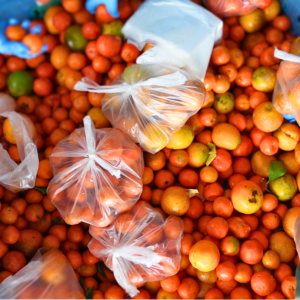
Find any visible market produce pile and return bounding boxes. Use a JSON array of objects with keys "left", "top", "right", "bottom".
[{"left": 0, "top": 0, "right": 299, "bottom": 299}]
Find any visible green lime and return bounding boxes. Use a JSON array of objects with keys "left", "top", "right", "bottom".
[
  {"left": 102, "top": 20, "right": 123, "bottom": 38},
  {"left": 7, "top": 71, "right": 34, "bottom": 98},
  {"left": 65, "top": 25, "right": 88, "bottom": 52},
  {"left": 213, "top": 92, "right": 235, "bottom": 114}
]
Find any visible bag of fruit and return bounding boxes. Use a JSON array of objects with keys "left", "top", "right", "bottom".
[
  {"left": 47, "top": 115, "right": 143, "bottom": 227},
  {"left": 0, "top": 93, "right": 39, "bottom": 192},
  {"left": 202, "top": 0, "right": 258, "bottom": 17},
  {"left": 272, "top": 47, "right": 300, "bottom": 124},
  {"left": 88, "top": 201, "right": 184, "bottom": 297},
  {"left": 0, "top": 248, "right": 85, "bottom": 299},
  {"left": 74, "top": 64, "right": 206, "bottom": 154},
  {"left": 121, "top": 0, "right": 223, "bottom": 81}
]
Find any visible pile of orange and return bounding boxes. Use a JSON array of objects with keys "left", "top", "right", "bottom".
[{"left": 0, "top": 0, "right": 299, "bottom": 299}]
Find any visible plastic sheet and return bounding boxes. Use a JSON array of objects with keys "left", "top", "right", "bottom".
[
  {"left": 88, "top": 201, "right": 184, "bottom": 297},
  {"left": 47, "top": 115, "right": 143, "bottom": 227},
  {"left": 74, "top": 64, "right": 206, "bottom": 153},
  {"left": 0, "top": 93, "right": 39, "bottom": 192},
  {"left": 202, "top": 0, "right": 258, "bottom": 17},
  {"left": 0, "top": 248, "right": 85, "bottom": 299},
  {"left": 272, "top": 47, "right": 300, "bottom": 124},
  {"left": 121, "top": 0, "right": 223, "bottom": 80}
]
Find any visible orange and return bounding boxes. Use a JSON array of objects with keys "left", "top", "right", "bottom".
[
  {"left": 44, "top": 5, "right": 64, "bottom": 35},
  {"left": 274, "top": 123, "right": 300, "bottom": 151},
  {"left": 161, "top": 187, "right": 190, "bottom": 216},
  {"left": 189, "top": 240, "right": 220, "bottom": 272},
  {"left": 253, "top": 101, "right": 283, "bottom": 132},
  {"left": 166, "top": 125, "right": 194, "bottom": 150},
  {"left": 22, "top": 35, "right": 43, "bottom": 54},
  {"left": 282, "top": 207, "right": 300, "bottom": 238},
  {"left": 41, "top": 250, "right": 68, "bottom": 284},
  {"left": 269, "top": 231, "right": 296, "bottom": 263},
  {"left": 87, "top": 107, "right": 110, "bottom": 129},
  {"left": 279, "top": 152, "right": 300, "bottom": 176},
  {"left": 251, "top": 150, "right": 277, "bottom": 178},
  {"left": 281, "top": 276, "right": 296, "bottom": 299},
  {"left": 251, "top": 271, "right": 276, "bottom": 296},
  {"left": 212, "top": 123, "right": 241, "bottom": 150},
  {"left": 231, "top": 181, "right": 263, "bottom": 214},
  {"left": 239, "top": 9, "right": 265, "bottom": 33}
]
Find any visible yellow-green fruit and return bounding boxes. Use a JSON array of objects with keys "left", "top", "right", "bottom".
[
  {"left": 269, "top": 173, "right": 297, "bottom": 201},
  {"left": 166, "top": 125, "right": 194, "bottom": 150}
]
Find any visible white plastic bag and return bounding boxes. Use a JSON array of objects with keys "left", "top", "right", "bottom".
[
  {"left": 74, "top": 64, "right": 206, "bottom": 154},
  {"left": 47, "top": 115, "right": 143, "bottom": 227},
  {"left": 272, "top": 48, "right": 300, "bottom": 123},
  {"left": 88, "top": 201, "right": 184, "bottom": 297},
  {"left": 0, "top": 248, "right": 85, "bottom": 299},
  {"left": 0, "top": 93, "right": 39, "bottom": 192},
  {"left": 202, "top": 0, "right": 258, "bottom": 17},
  {"left": 121, "top": 0, "right": 223, "bottom": 80}
]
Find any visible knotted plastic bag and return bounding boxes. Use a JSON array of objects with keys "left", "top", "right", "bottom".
[
  {"left": 47, "top": 115, "right": 143, "bottom": 227},
  {"left": 272, "top": 47, "right": 300, "bottom": 124},
  {"left": 0, "top": 248, "right": 85, "bottom": 299},
  {"left": 202, "top": 0, "right": 258, "bottom": 17},
  {"left": 0, "top": 93, "right": 39, "bottom": 192},
  {"left": 74, "top": 64, "right": 206, "bottom": 154},
  {"left": 121, "top": 0, "right": 223, "bottom": 80},
  {"left": 88, "top": 201, "right": 184, "bottom": 297}
]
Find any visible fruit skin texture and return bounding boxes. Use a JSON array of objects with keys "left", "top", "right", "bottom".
[
  {"left": 189, "top": 240, "right": 220, "bottom": 272},
  {"left": 161, "top": 186, "right": 190, "bottom": 216},
  {"left": 253, "top": 101, "right": 283, "bottom": 132},
  {"left": 239, "top": 9, "right": 265, "bottom": 33},
  {"left": 166, "top": 125, "right": 194, "bottom": 150},
  {"left": 212, "top": 123, "right": 241, "bottom": 150},
  {"left": 269, "top": 231, "right": 296, "bottom": 263},
  {"left": 252, "top": 67, "right": 276, "bottom": 92},
  {"left": 282, "top": 207, "right": 300, "bottom": 238},
  {"left": 231, "top": 181, "right": 263, "bottom": 214},
  {"left": 251, "top": 271, "right": 276, "bottom": 296},
  {"left": 269, "top": 173, "right": 297, "bottom": 201}
]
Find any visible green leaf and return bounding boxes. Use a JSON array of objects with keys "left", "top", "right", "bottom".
[
  {"left": 80, "top": 276, "right": 88, "bottom": 293},
  {"left": 86, "top": 287, "right": 94, "bottom": 299},
  {"left": 267, "top": 160, "right": 287, "bottom": 184},
  {"left": 206, "top": 143, "right": 217, "bottom": 166},
  {"left": 97, "top": 263, "right": 107, "bottom": 280},
  {"left": 222, "top": 180, "right": 229, "bottom": 190},
  {"left": 52, "top": 217, "right": 62, "bottom": 226},
  {"left": 34, "top": 187, "right": 47, "bottom": 195}
]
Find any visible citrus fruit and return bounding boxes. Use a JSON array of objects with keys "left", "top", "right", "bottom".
[
  {"left": 7, "top": 71, "right": 34, "bottom": 98},
  {"left": 239, "top": 9, "right": 265, "bottom": 33},
  {"left": 65, "top": 25, "right": 88, "bottom": 52},
  {"left": 269, "top": 173, "right": 297, "bottom": 201},
  {"left": 189, "top": 240, "right": 220, "bottom": 272},
  {"left": 166, "top": 125, "right": 194, "bottom": 150},
  {"left": 212, "top": 123, "right": 241, "bottom": 150},
  {"left": 231, "top": 181, "right": 263, "bottom": 214},
  {"left": 252, "top": 67, "right": 277, "bottom": 92},
  {"left": 282, "top": 207, "right": 300, "bottom": 238},
  {"left": 161, "top": 186, "right": 190, "bottom": 216}
]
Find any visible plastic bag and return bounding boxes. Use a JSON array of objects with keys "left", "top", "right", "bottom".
[
  {"left": 121, "top": 0, "right": 223, "bottom": 80},
  {"left": 0, "top": 93, "right": 39, "bottom": 192},
  {"left": 202, "top": 0, "right": 258, "bottom": 17},
  {"left": 88, "top": 201, "right": 184, "bottom": 297},
  {"left": 47, "top": 115, "right": 143, "bottom": 227},
  {"left": 272, "top": 47, "right": 300, "bottom": 124},
  {"left": 74, "top": 64, "right": 206, "bottom": 154},
  {"left": 0, "top": 248, "right": 85, "bottom": 299}
]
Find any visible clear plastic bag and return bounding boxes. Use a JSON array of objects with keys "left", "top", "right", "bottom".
[
  {"left": 121, "top": 0, "right": 223, "bottom": 80},
  {"left": 272, "top": 48, "right": 300, "bottom": 124},
  {"left": 0, "top": 93, "right": 39, "bottom": 192},
  {"left": 88, "top": 201, "right": 184, "bottom": 297},
  {"left": 202, "top": 0, "right": 258, "bottom": 17},
  {"left": 0, "top": 248, "right": 85, "bottom": 299},
  {"left": 47, "top": 115, "right": 143, "bottom": 227},
  {"left": 74, "top": 64, "right": 206, "bottom": 154}
]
